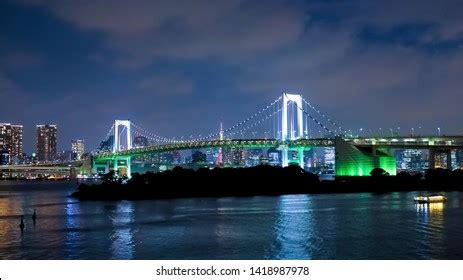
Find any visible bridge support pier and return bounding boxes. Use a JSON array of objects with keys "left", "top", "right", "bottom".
[
  {"left": 281, "top": 147, "right": 288, "bottom": 167},
  {"left": 113, "top": 156, "right": 132, "bottom": 179},
  {"left": 297, "top": 147, "right": 304, "bottom": 168},
  {"left": 280, "top": 146, "right": 304, "bottom": 169},
  {"left": 335, "top": 137, "right": 396, "bottom": 176},
  {"left": 92, "top": 157, "right": 110, "bottom": 175},
  {"left": 113, "top": 159, "right": 118, "bottom": 174}
]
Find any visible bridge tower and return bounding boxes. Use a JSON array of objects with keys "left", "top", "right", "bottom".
[
  {"left": 113, "top": 120, "right": 132, "bottom": 153},
  {"left": 112, "top": 119, "right": 132, "bottom": 178},
  {"left": 280, "top": 93, "right": 305, "bottom": 168}
]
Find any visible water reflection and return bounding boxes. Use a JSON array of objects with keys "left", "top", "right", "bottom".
[
  {"left": 271, "top": 195, "right": 313, "bottom": 259},
  {"left": 415, "top": 202, "right": 445, "bottom": 258},
  {"left": 3, "top": 181, "right": 463, "bottom": 259},
  {"left": 65, "top": 197, "right": 82, "bottom": 259},
  {"left": 415, "top": 202, "right": 444, "bottom": 215},
  {"left": 109, "top": 201, "right": 135, "bottom": 259}
]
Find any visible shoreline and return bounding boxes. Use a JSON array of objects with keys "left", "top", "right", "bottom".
[{"left": 70, "top": 166, "right": 463, "bottom": 201}]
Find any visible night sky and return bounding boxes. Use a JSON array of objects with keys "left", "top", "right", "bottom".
[{"left": 1, "top": 0, "right": 463, "bottom": 154}]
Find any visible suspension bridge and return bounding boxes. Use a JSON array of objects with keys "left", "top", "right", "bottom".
[{"left": 90, "top": 93, "right": 463, "bottom": 178}]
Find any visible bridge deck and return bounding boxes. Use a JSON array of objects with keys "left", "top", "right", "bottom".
[{"left": 93, "top": 136, "right": 463, "bottom": 160}]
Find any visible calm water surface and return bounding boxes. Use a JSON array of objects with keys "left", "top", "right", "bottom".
[{"left": 0, "top": 180, "right": 462, "bottom": 259}]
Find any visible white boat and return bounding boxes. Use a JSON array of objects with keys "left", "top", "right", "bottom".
[{"left": 414, "top": 194, "right": 447, "bottom": 204}]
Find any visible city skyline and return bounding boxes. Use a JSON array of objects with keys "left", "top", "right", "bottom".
[{"left": 1, "top": 0, "right": 463, "bottom": 153}]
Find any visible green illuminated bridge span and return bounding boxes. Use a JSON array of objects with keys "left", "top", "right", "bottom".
[
  {"left": 91, "top": 94, "right": 463, "bottom": 177},
  {"left": 93, "top": 136, "right": 463, "bottom": 161},
  {"left": 9, "top": 135, "right": 460, "bottom": 178},
  {"left": 350, "top": 135, "right": 463, "bottom": 149},
  {"left": 93, "top": 138, "right": 335, "bottom": 161},
  {"left": 90, "top": 135, "right": 463, "bottom": 178}
]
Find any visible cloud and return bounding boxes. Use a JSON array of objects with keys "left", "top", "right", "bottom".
[
  {"left": 233, "top": 22, "right": 463, "bottom": 131},
  {"left": 317, "top": 0, "right": 463, "bottom": 42},
  {"left": 20, "top": 0, "right": 306, "bottom": 66},
  {"left": 10, "top": 0, "right": 463, "bottom": 138},
  {"left": 137, "top": 73, "right": 193, "bottom": 96}
]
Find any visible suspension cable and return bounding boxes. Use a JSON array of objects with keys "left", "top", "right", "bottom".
[
  {"left": 292, "top": 101, "right": 334, "bottom": 136},
  {"left": 302, "top": 97, "right": 346, "bottom": 135}
]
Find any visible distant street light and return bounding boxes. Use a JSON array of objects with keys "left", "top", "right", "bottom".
[{"left": 438, "top": 127, "right": 441, "bottom": 136}]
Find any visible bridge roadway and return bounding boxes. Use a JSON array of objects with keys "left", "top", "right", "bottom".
[
  {"left": 0, "top": 165, "right": 72, "bottom": 177},
  {"left": 93, "top": 135, "right": 463, "bottom": 161},
  {"left": 3, "top": 135, "right": 460, "bottom": 168},
  {"left": 93, "top": 138, "right": 335, "bottom": 160},
  {"left": 0, "top": 161, "right": 85, "bottom": 177},
  {"left": 350, "top": 135, "right": 463, "bottom": 149}
]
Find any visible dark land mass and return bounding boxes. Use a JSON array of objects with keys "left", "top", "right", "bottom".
[{"left": 70, "top": 165, "right": 463, "bottom": 201}]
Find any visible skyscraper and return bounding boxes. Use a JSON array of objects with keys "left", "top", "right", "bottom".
[
  {"left": 0, "top": 123, "right": 24, "bottom": 164},
  {"left": 71, "top": 139, "right": 85, "bottom": 160},
  {"left": 36, "top": 124, "right": 57, "bottom": 162}
]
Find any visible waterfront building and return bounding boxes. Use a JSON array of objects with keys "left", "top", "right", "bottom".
[
  {"left": 71, "top": 139, "right": 85, "bottom": 160},
  {"left": 451, "top": 150, "right": 458, "bottom": 170},
  {"left": 267, "top": 147, "right": 280, "bottom": 166},
  {"left": 192, "top": 150, "right": 207, "bottom": 163},
  {"left": 151, "top": 152, "right": 176, "bottom": 165},
  {"left": 0, "top": 150, "right": 8, "bottom": 165},
  {"left": 0, "top": 123, "right": 23, "bottom": 164},
  {"left": 56, "top": 150, "right": 73, "bottom": 162},
  {"left": 457, "top": 150, "right": 463, "bottom": 169},
  {"left": 246, "top": 149, "right": 264, "bottom": 167},
  {"left": 304, "top": 147, "right": 336, "bottom": 174},
  {"left": 434, "top": 153, "right": 448, "bottom": 169},
  {"left": 395, "top": 149, "right": 428, "bottom": 172},
  {"left": 172, "top": 151, "right": 181, "bottom": 164},
  {"left": 36, "top": 124, "right": 57, "bottom": 162},
  {"left": 205, "top": 148, "right": 215, "bottom": 164},
  {"left": 223, "top": 147, "right": 245, "bottom": 166}
]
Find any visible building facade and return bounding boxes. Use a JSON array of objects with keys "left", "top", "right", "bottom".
[
  {"left": 71, "top": 139, "right": 85, "bottom": 160},
  {"left": 36, "top": 124, "right": 57, "bottom": 162},
  {"left": 0, "top": 123, "right": 24, "bottom": 164}
]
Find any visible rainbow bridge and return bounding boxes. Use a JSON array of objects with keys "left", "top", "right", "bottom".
[{"left": 90, "top": 93, "right": 463, "bottom": 178}]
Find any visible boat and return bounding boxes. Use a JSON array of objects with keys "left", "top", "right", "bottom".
[{"left": 414, "top": 194, "right": 447, "bottom": 204}]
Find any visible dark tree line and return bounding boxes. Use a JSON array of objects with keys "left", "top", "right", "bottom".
[{"left": 72, "top": 166, "right": 463, "bottom": 201}]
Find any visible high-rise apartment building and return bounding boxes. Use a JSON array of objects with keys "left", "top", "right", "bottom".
[
  {"left": 0, "top": 123, "right": 23, "bottom": 164},
  {"left": 36, "top": 124, "right": 57, "bottom": 162}
]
